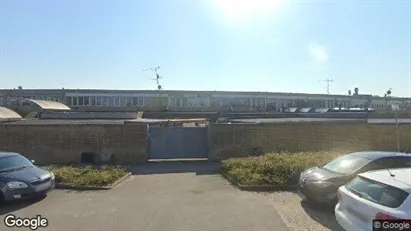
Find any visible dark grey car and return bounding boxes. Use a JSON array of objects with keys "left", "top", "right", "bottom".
[
  {"left": 0, "top": 152, "right": 55, "bottom": 203},
  {"left": 298, "top": 151, "right": 411, "bottom": 205}
]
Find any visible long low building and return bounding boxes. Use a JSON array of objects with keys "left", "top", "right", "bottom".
[{"left": 0, "top": 88, "right": 410, "bottom": 112}]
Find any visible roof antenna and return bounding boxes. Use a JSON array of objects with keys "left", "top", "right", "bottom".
[
  {"left": 143, "top": 66, "right": 163, "bottom": 90},
  {"left": 387, "top": 169, "right": 395, "bottom": 177},
  {"left": 404, "top": 148, "right": 410, "bottom": 154}
]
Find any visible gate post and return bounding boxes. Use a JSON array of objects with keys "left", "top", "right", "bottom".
[
  {"left": 146, "top": 124, "right": 150, "bottom": 160},
  {"left": 207, "top": 124, "right": 211, "bottom": 161}
]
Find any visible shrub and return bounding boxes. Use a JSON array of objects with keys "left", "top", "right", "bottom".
[
  {"left": 42, "top": 165, "right": 128, "bottom": 187},
  {"left": 221, "top": 151, "right": 342, "bottom": 186}
]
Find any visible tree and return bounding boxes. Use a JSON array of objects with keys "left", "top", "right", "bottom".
[{"left": 354, "top": 87, "right": 359, "bottom": 96}]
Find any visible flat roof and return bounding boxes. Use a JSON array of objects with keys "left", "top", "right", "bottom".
[
  {"left": 3, "top": 119, "right": 126, "bottom": 125},
  {"left": 124, "top": 118, "right": 207, "bottom": 124},
  {"left": 2, "top": 118, "right": 208, "bottom": 125},
  {"left": 226, "top": 118, "right": 365, "bottom": 124},
  {"left": 0, "top": 88, "right": 381, "bottom": 99}
]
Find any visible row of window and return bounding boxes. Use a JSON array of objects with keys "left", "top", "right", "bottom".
[
  {"left": 66, "top": 96, "right": 150, "bottom": 107},
  {"left": 3, "top": 95, "right": 411, "bottom": 109},
  {"left": 65, "top": 96, "right": 297, "bottom": 108}
]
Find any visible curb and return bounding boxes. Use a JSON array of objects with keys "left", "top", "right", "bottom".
[
  {"left": 55, "top": 172, "right": 132, "bottom": 191},
  {"left": 220, "top": 169, "right": 297, "bottom": 191}
]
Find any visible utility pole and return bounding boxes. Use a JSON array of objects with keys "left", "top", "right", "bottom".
[{"left": 319, "top": 78, "right": 334, "bottom": 107}]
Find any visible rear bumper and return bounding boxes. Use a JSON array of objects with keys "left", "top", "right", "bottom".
[
  {"left": 2, "top": 181, "right": 55, "bottom": 202},
  {"left": 334, "top": 203, "right": 372, "bottom": 231}
]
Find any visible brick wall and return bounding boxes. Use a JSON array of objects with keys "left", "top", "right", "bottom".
[
  {"left": 0, "top": 124, "right": 148, "bottom": 164},
  {"left": 3, "top": 121, "right": 411, "bottom": 164},
  {"left": 209, "top": 121, "right": 411, "bottom": 161}
]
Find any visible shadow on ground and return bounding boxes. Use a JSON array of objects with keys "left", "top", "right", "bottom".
[
  {"left": 129, "top": 160, "right": 220, "bottom": 175},
  {"left": 0, "top": 195, "right": 46, "bottom": 215},
  {"left": 300, "top": 200, "right": 344, "bottom": 231}
]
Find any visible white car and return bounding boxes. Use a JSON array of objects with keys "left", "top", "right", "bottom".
[{"left": 335, "top": 167, "right": 411, "bottom": 231}]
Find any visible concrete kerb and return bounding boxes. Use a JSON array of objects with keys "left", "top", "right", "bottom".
[
  {"left": 55, "top": 172, "right": 132, "bottom": 191},
  {"left": 220, "top": 169, "right": 297, "bottom": 191}
]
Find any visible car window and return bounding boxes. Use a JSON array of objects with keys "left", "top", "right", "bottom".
[
  {"left": 0, "top": 155, "right": 33, "bottom": 172},
  {"left": 371, "top": 157, "right": 411, "bottom": 170},
  {"left": 323, "top": 155, "right": 371, "bottom": 175},
  {"left": 389, "top": 157, "right": 411, "bottom": 168},
  {"left": 346, "top": 176, "right": 409, "bottom": 208}
]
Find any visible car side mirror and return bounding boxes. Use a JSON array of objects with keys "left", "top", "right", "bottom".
[{"left": 31, "top": 160, "right": 35, "bottom": 163}]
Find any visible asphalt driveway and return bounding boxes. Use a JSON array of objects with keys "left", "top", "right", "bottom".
[{"left": 0, "top": 161, "right": 288, "bottom": 231}]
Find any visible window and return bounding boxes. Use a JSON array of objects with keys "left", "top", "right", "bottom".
[
  {"left": 126, "top": 97, "right": 132, "bottom": 107},
  {"left": 72, "top": 97, "right": 78, "bottom": 106},
  {"left": 96, "top": 97, "right": 102, "bottom": 106},
  {"left": 133, "top": 97, "right": 138, "bottom": 106},
  {"left": 78, "top": 96, "right": 84, "bottom": 106},
  {"left": 84, "top": 96, "right": 90, "bottom": 106},
  {"left": 66, "top": 96, "right": 72, "bottom": 105},
  {"left": 0, "top": 155, "right": 34, "bottom": 172},
  {"left": 90, "top": 96, "right": 96, "bottom": 106},
  {"left": 102, "top": 97, "right": 109, "bottom": 106},
  {"left": 211, "top": 98, "right": 219, "bottom": 107},
  {"left": 120, "top": 96, "right": 126, "bottom": 107},
  {"left": 169, "top": 97, "right": 176, "bottom": 107},
  {"left": 323, "top": 154, "right": 371, "bottom": 175},
  {"left": 378, "top": 157, "right": 411, "bottom": 169},
  {"left": 108, "top": 97, "right": 114, "bottom": 106},
  {"left": 346, "top": 176, "right": 409, "bottom": 208},
  {"left": 143, "top": 97, "right": 149, "bottom": 106}
]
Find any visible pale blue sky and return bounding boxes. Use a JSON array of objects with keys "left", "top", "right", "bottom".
[{"left": 0, "top": 0, "right": 410, "bottom": 96}]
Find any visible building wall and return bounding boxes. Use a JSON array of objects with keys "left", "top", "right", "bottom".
[
  {"left": 208, "top": 122, "right": 411, "bottom": 161},
  {"left": 0, "top": 123, "right": 148, "bottom": 164},
  {"left": 1, "top": 89, "right": 411, "bottom": 111}
]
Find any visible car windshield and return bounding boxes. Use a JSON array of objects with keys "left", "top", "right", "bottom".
[
  {"left": 322, "top": 154, "right": 371, "bottom": 175},
  {"left": 0, "top": 155, "right": 33, "bottom": 172}
]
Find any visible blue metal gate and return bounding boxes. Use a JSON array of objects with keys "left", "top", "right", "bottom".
[{"left": 148, "top": 126, "right": 208, "bottom": 159}]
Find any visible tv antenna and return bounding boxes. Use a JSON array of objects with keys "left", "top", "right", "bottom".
[
  {"left": 319, "top": 78, "right": 334, "bottom": 95},
  {"left": 143, "top": 66, "right": 163, "bottom": 90}
]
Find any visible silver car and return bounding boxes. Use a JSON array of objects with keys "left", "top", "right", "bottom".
[{"left": 0, "top": 152, "right": 55, "bottom": 203}]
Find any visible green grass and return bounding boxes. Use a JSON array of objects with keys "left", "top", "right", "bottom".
[
  {"left": 41, "top": 165, "right": 129, "bottom": 187},
  {"left": 221, "top": 151, "right": 342, "bottom": 186}
]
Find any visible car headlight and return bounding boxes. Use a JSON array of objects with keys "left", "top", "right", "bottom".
[
  {"left": 312, "top": 181, "right": 333, "bottom": 188},
  {"left": 7, "top": 181, "right": 29, "bottom": 189}
]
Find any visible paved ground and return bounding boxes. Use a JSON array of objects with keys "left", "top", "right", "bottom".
[
  {"left": 267, "top": 191, "right": 344, "bottom": 231},
  {"left": 0, "top": 162, "right": 288, "bottom": 231}
]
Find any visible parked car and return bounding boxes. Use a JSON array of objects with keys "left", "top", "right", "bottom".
[
  {"left": 298, "top": 151, "right": 411, "bottom": 205},
  {"left": 335, "top": 168, "right": 411, "bottom": 231},
  {"left": 0, "top": 152, "right": 55, "bottom": 203}
]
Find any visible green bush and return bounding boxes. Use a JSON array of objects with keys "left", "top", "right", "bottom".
[
  {"left": 42, "top": 165, "right": 128, "bottom": 187},
  {"left": 221, "top": 151, "right": 342, "bottom": 186}
]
